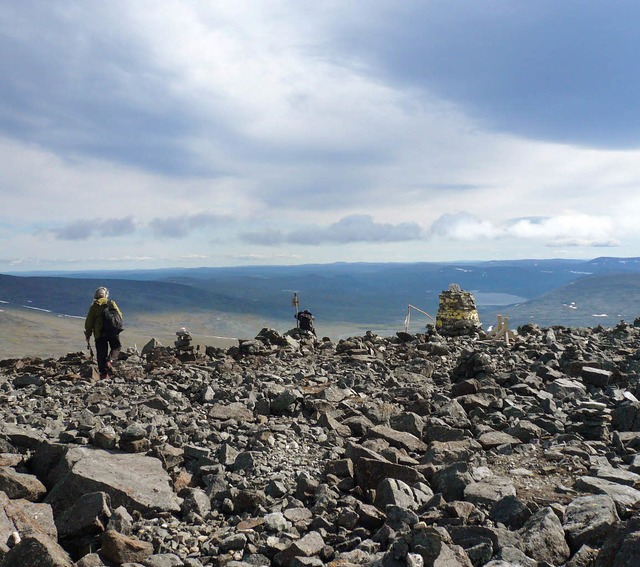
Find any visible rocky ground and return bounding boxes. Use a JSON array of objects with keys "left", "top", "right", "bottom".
[{"left": 1, "top": 322, "right": 640, "bottom": 566}]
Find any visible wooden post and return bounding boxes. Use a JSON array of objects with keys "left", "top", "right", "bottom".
[{"left": 292, "top": 293, "right": 300, "bottom": 327}]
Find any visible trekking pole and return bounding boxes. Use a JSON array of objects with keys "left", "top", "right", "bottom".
[{"left": 86, "top": 339, "right": 94, "bottom": 361}]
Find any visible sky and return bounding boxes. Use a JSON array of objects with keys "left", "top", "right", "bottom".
[{"left": 2, "top": 1, "right": 640, "bottom": 272}]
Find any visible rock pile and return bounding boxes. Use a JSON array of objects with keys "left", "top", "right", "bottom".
[
  {"left": 175, "top": 328, "right": 197, "bottom": 362},
  {"left": 1, "top": 322, "right": 640, "bottom": 566},
  {"left": 435, "top": 284, "right": 482, "bottom": 337}
]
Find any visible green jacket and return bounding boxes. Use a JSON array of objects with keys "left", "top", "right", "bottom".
[{"left": 85, "top": 298, "right": 122, "bottom": 339}]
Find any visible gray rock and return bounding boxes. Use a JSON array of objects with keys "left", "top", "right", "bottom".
[
  {"left": 55, "top": 491, "right": 111, "bottom": 540},
  {"left": 593, "top": 466, "right": 640, "bottom": 487},
  {"left": 421, "top": 440, "right": 482, "bottom": 466},
  {"left": 354, "top": 457, "right": 424, "bottom": 491},
  {"left": 563, "top": 494, "right": 619, "bottom": 551},
  {"left": 477, "top": 431, "right": 522, "bottom": 449},
  {"left": 0, "top": 466, "right": 46, "bottom": 501},
  {"left": 595, "top": 516, "right": 640, "bottom": 567},
  {"left": 271, "top": 390, "right": 303, "bottom": 415},
  {"left": 0, "top": 423, "right": 46, "bottom": 450},
  {"left": 581, "top": 366, "right": 612, "bottom": 387},
  {"left": 43, "top": 446, "right": 180, "bottom": 517},
  {"left": 100, "top": 529, "right": 154, "bottom": 564},
  {"left": 283, "top": 507, "right": 313, "bottom": 523},
  {"left": 107, "top": 505, "right": 133, "bottom": 535},
  {"left": 0, "top": 531, "right": 73, "bottom": 567},
  {"left": 141, "top": 338, "right": 162, "bottom": 356},
  {"left": 179, "top": 488, "right": 211, "bottom": 521},
  {"left": 208, "top": 402, "right": 254, "bottom": 422},
  {"left": 489, "top": 495, "right": 531, "bottom": 530},
  {"left": 274, "top": 531, "right": 325, "bottom": 566},
  {"left": 264, "top": 512, "right": 289, "bottom": 532},
  {"left": 0, "top": 492, "right": 58, "bottom": 554},
  {"left": 389, "top": 413, "right": 425, "bottom": 439},
  {"left": 431, "top": 462, "right": 474, "bottom": 502},
  {"left": 565, "top": 544, "right": 599, "bottom": 567},
  {"left": 74, "top": 552, "right": 106, "bottom": 566},
  {"left": 463, "top": 477, "right": 516, "bottom": 507},
  {"left": 342, "top": 415, "right": 375, "bottom": 437},
  {"left": 546, "top": 378, "right": 587, "bottom": 400},
  {"left": 485, "top": 545, "right": 537, "bottom": 567},
  {"left": 220, "top": 533, "right": 247, "bottom": 552},
  {"left": 142, "top": 554, "right": 185, "bottom": 567},
  {"left": 517, "top": 506, "right": 570, "bottom": 565},
  {"left": 575, "top": 475, "right": 640, "bottom": 516},
  {"left": 234, "top": 489, "right": 267, "bottom": 514},
  {"left": 366, "top": 425, "right": 429, "bottom": 453},
  {"left": 375, "top": 478, "right": 418, "bottom": 511}
]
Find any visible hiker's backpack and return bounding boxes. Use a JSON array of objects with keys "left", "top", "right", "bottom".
[{"left": 102, "top": 300, "right": 124, "bottom": 336}]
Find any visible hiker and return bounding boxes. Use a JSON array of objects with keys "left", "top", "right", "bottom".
[
  {"left": 295, "top": 309, "right": 316, "bottom": 335},
  {"left": 84, "top": 287, "right": 123, "bottom": 378}
]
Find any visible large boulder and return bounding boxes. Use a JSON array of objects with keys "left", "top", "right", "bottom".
[
  {"left": 517, "top": 507, "right": 570, "bottom": 565},
  {"left": 38, "top": 445, "right": 180, "bottom": 517}
]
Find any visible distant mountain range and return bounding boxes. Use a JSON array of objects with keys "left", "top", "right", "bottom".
[{"left": 3, "top": 257, "right": 640, "bottom": 334}]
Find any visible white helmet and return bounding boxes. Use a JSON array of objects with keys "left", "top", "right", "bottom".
[{"left": 94, "top": 287, "right": 109, "bottom": 299}]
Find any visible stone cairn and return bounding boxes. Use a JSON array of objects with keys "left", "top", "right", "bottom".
[
  {"left": 174, "top": 327, "right": 196, "bottom": 362},
  {"left": 435, "top": 283, "right": 483, "bottom": 337}
]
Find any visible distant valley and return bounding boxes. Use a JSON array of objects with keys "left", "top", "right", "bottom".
[{"left": 3, "top": 257, "right": 640, "bottom": 358}]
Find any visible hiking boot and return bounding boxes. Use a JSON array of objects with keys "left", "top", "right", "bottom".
[{"left": 100, "top": 372, "right": 109, "bottom": 380}]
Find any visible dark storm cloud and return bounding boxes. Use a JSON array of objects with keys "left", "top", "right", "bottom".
[
  {"left": 149, "top": 212, "right": 232, "bottom": 238},
  {"left": 331, "top": 1, "right": 640, "bottom": 149},
  {"left": 241, "top": 214, "right": 422, "bottom": 245},
  {"left": 52, "top": 216, "right": 136, "bottom": 240}
]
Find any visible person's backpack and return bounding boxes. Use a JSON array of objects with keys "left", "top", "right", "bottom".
[{"left": 102, "top": 300, "right": 124, "bottom": 336}]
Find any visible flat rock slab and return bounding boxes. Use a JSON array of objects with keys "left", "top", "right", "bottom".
[
  {"left": 575, "top": 476, "right": 640, "bottom": 516},
  {"left": 0, "top": 423, "right": 46, "bottom": 450},
  {"left": 592, "top": 467, "right": 640, "bottom": 488},
  {"left": 367, "top": 425, "right": 429, "bottom": 453},
  {"left": 44, "top": 446, "right": 180, "bottom": 517},
  {"left": 284, "top": 507, "right": 313, "bottom": 523},
  {"left": 464, "top": 478, "right": 516, "bottom": 507},
  {"left": 580, "top": 366, "right": 612, "bottom": 387},
  {"left": 207, "top": 403, "right": 255, "bottom": 422},
  {"left": 478, "top": 431, "right": 522, "bottom": 449}
]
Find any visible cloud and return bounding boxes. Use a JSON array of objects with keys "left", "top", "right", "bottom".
[
  {"left": 0, "top": 2, "right": 236, "bottom": 176},
  {"left": 430, "top": 212, "right": 501, "bottom": 240},
  {"left": 546, "top": 239, "right": 619, "bottom": 248},
  {"left": 241, "top": 214, "right": 422, "bottom": 246},
  {"left": 52, "top": 217, "right": 136, "bottom": 241},
  {"left": 429, "top": 211, "right": 620, "bottom": 248},
  {"left": 149, "top": 212, "right": 232, "bottom": 238},
  {"left": 506, "top": 215, "right": 617, "bottom": 245},
  {"left": 329, "top": 2, "right": 640, "bottom": 149}
]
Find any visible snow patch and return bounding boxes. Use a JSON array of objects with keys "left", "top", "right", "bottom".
[{"left": 22, "top": 305, "right": 52, "bottom": 313}]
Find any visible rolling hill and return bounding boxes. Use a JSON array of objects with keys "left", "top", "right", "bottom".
[{"left": 4, "top": 257, "right": 640, "bottom": 358}]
